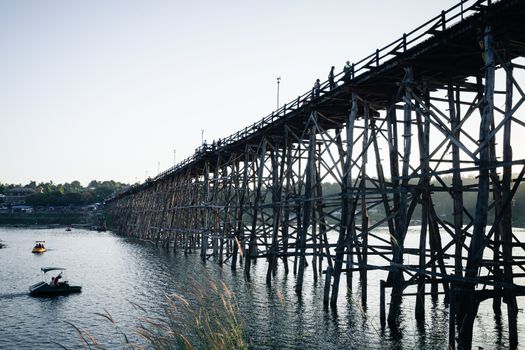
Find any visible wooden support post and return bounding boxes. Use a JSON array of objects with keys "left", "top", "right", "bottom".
[
  {"left": 415, "top": 97, "right": 428, "bottom": 322},
  {"left": 388, "top": 67, "right": 412, "bottom": 327},
  {"left": 293, "top": 140, "right": 302, "bottom": 276},
  {"left": 168, "top": 177, "right": 179, "bottom": 250},
  {"left": 200, "top": 161, "right": 210, "bottom": 260},
  {"left": 293, "top": 188, "right": 301, "bottom": 276},
  {"left": 502, "top": 60, "right": 518, "bottom": 350},
  {"left": 266, "top": 146, "right": 282, "bottom": 285},
  {"left": 331, "top": 93, "right": 357, "bottom": 307},
  {"left": 490, "top": 109, "right": 503, "bottom": 315},
  {"left": 220, "top": 161, "right": 234, "bottom": 266},
  {"left": 311, "top": 146, "right": 319, "bottom": 282},
  {"left": 372, "top": 119, "right": 396, "bottom": 247},
  {"left": 315, "top": 165, "right": 332, "bottom": 275},
  {"left": 450, "top": 84, "right": 464, "bottom": 315},
  {"left": 282, "top": 131, "right": 292, "bottom": 274},
  {"left": 449, "top": 285, "right": 456, "bottom": 350},
  {"left": 296, "top": 112, "right": 316, "bottom": 293},
  {"left": 380, "top": 280, "right": 386, "bottom": 328},
  {"left": 245, "top": 140, "right": 266, "bottom": 279},
  {"left": 311, "top": 193, "right": 318, "bottom": 282},
  {"left": 324, "top": 266, "right": 333, "bottom": 307},
  {"left": 457, "top": 26, "right": 494, "bottom": 350},
  {"left": 360, "top": 102, "right": 369, "bottom": 307},
  {"left": 211, "top": 159, "right": 222, "bottom": 260},
  {"left": 232, "top": 149, "right": 249, "bottom": 270},
  {"left": 429, "top": 203, "right": 450, "bottom": 301}
]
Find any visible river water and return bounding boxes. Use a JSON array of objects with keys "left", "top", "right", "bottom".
[{"left": 0, "top": 226, "right": 522, "bottom": 349}]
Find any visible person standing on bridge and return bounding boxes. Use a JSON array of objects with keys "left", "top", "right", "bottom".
[
  {"left": 343, "top": 60, "right": 352, "bottom": 82},
  {"left": 313, "top": 79, "right": 321, "bottom": 98},
  {"left": 328, "top": 66, "right": 336, "bottom": 90}
]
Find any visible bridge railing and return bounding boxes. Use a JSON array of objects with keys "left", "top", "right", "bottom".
[{"left": 150, "top": 0, "right": 495, "bottom": 185}]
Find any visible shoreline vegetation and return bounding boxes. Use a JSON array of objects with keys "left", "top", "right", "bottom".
[
  {"left": 70, "top": 279, "right": 249, "bottom": 350},
  {"left": 0, "top": 180, "right": 129, "bottom": 226}
]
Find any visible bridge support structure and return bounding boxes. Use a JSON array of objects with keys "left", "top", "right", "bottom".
[{"left": 106, "top": 2, "right": 525, "bottom": 349}]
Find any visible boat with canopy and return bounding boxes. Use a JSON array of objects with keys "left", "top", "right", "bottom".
[{"left": 29, "top": 267, "right": 82, "bottom": 296}]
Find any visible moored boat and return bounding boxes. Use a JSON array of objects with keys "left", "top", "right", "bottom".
[
  {"left": 93, "top": 223, "right": 107, "bottom": 232},
  {"left": 29, "top": 267, "right": 82, "bottom": 296},
  {"left": 32, "top": 240, "right": 47, "bottom": 253}
]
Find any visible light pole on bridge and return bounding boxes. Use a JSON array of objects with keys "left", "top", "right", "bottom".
[{"left": 276, "top": 76, "right": 281, "bottom": 109}]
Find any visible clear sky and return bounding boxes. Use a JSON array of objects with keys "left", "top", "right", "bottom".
[{"left": 1, "top": 0, "right": 459, "bottom": 186}]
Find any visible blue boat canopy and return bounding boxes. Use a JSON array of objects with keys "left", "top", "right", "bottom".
[{"left": 41, "top": 267, "right": 66, "bottom": 273}]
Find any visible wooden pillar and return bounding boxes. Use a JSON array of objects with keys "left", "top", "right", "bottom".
[
  {"left": 449, "top": 285, "right": 456, "bottom": 349},
  {"left": 415, "top": 96, "right": 429, "bottom": 322},
  {"left": 457, "top": 26, "right": 494, "bottom": 350},
  {"left": 210, "top": 163, "right": 220, "bottom": 259},
  {"left": 293, "top": 140, "right": 303, "bottom": 276},
  {"left": 282, "top": 130, "right": 292, "bottom": 274},
  {"left": 372, "top": 119, "right": 396, "bottom": 250},
  {"left": 221, "top": 161, "right": 235, "bottom": 266},
  {"left": 490, "top": 107, "right": 503, "bottom": 315},
  {"left": 232, "top": 149, "right": 249, "bottom": 270},
  {"left": 360, "top": 102, "right": 369, "bottom": 306},
  {"left": 502, "top": 60, "right": 518, "bottom": 350},
  {"left": 311, "top": 176, "right": 318, "bottom": 283},
  {"left": 331, "top": 93, "right": 357, "bottom": 307},
  {"left": 296, "top": 112, "right": 316, "bottom": 293},
  {"left": 450, "top": 84, "right": 464, "bottom": 297},
  {"left": 200, "top": 161, "right": 210, "bottom": 260},
  {"left": 266, "top": 146, "right": 282, "bottom": 285},
  {"left": 380, "top": 280, "right": 386, "bottom": 328},
  {"left": 324, "top": 266, "right": 333, "bottom": 306},
  {"left": 311, "top": 140, "right": 323, "bottom": 282},
  {"left": 315, "top": 164, "right": 332, "bottom": 276},
  {"left": 245, "top": 139, "right": 266, "bottom": 279},
  {"left": 388, "top": 66, "right": 413, "bottom": 327}
]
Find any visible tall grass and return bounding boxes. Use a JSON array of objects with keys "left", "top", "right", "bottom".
[{"left": 70, "top": 280, "right": 248, "bottom": 350}]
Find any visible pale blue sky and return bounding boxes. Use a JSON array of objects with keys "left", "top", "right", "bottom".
[{"left": 1, "top": 0, "right": 459, "bottom": 185}]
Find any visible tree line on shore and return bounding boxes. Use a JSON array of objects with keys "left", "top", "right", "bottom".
[
  {"left": 320, "top": 175, "right": 525, "bottom": 227},
  {"left": 0, "top": 180, "right": 129, "bottom": 208}
]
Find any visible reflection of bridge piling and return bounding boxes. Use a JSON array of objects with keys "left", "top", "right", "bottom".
[{"left": 106, "top": 1, "right": 525, "bottom": 349}]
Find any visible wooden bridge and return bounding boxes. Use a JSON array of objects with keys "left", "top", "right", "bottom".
[{"left": 105, "top": 1, "right": 525, "bottom": 349}]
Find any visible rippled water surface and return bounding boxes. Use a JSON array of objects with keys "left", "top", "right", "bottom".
[{"left": 0, "top": 227, "right": 522, "bottom": 349}]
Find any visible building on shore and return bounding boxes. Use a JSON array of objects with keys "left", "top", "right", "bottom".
[{"left": 4, "top": 187, "right": 37, "bottom": 205}]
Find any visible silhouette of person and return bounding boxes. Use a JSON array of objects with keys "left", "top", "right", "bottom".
[
  {"left": 343, "top": 60, "right": 352, "bottom": 82},
  {"left": 313, "top": 79, "right": 321, "bottom": 98},
  {"left": 54, "top": 273, "right": 62, "bottom": 286},
  {"left": 328, "top": 66, "right": 336, "bottom": 89}
]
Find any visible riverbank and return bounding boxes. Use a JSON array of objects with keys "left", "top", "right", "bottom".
[{"left": 0, "top": 212, "right": 94, "bottom": 226}]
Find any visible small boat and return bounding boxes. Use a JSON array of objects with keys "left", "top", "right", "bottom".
[
  {"left": 94, "top": 223, "right": 107, "bottom": 232},
  {"left": 32, "top": 240, "right": 47, "bottom": 253},
  {"left": 65, "top": 226, "right": 72, "bottom": 232},
  {"left": 29, "top": 267, "right": 82, "bottom": 296},
  {"left": 0, "top": 240, "right": 6, "bottom": 248}
]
